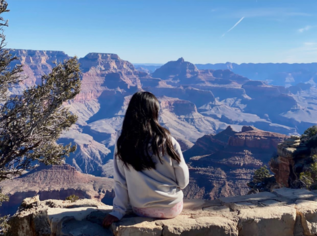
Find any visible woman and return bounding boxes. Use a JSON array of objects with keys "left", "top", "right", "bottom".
[{"left": 103, "top": 91, "right": 189, "bottom": 227}]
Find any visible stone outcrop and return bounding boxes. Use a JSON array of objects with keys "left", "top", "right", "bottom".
[
  {"left": 270, "top": 134, "right": 316, "bottom": 188},
  {"left": 228, "top": 126, "right": 287, "bottom": 149},
  {"left": 9, "top": 49, "right": 70, "bottom": 88},
  {"left": 183, "top": 126, "right": 288, "bottom": 200},
  {"left": 183, "top": 125, "right": 236, "bottom": 160},
  {"left": 152, "top": 57, "right": 200, "bottom": 82},
  {"left": 160, "top": 96, "right": 197, "bottom": 116},
  {"left": 0, "top": 164, "right": 114, "bottom": 216},
  {"left": 7, "top": 188, "right": 317, "bottom": 236}
]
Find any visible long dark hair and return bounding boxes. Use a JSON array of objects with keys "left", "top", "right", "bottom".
[{"left": 116, "top": 91, "right": 181, "bottom": 171}]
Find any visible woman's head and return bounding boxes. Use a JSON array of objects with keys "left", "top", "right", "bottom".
[
  {"left": 123, "top": 91, "right": 160, "bottom": 128},
  {"left": 116, "top": 91, "right": 180, "bottom": 171}
]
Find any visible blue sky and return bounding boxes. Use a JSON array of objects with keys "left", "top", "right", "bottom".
[{"left": 4, "top": 0, "right": 317, "bottom": 64}]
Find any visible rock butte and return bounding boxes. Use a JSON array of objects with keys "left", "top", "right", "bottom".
[
  {"left": 7, "top": 187, "right": 317, "bottom": 236},
  {"left": 183, "top": 126, "right": 288, "bottom": 200}
]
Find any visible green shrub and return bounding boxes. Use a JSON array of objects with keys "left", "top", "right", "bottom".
[
  {"left": 0, "top": 215, "right": 10, "bottom": 235},
  {"left": 299, "top": 155, "right": 317, "bottom": 189},
  {"left": 252, "top": 166, "right": 271, "bottom": 183},
  {"left": 65, "top": 194, "right": 80, "bottom": 202},
  {"left": 0, "top": 190, "right": 9, "bottom": 235},
  {"left": 302, "top": 125, "right": 317, "bottom": 139}
]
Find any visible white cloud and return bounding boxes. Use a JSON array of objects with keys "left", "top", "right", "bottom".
[
  {"left": 221, "top": 16, "right": 245, "bottom": 37},
  {"left": 304, "top": 42, "right": 317, "bottom": 46},
  {"left": 298, "top": 25, "right": 314, "bottom": 33}
]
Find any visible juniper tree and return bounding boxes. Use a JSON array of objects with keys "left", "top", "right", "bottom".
[{"left": 0, "top": 0, "right": 81, "bottom": 231}]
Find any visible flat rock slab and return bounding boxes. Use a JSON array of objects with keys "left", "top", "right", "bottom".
[
  {"left": 228, "top": 201, "right": 259, "bottom": 211},
  {"left": 219, "top": 191, "right": 277, "bottom": 204},
  {"left": 203, "top": 204, "right": 231, "bottom": 212},
  {"left": 259, "top": 199, "right": 286, "bottom": 207},
  {"left": 61, "top": 219, "right": 112, "bottom": 236},
  {"left": 274, "top": 187, "right": 317, "bottom": 200},
  {"left": 112, "top": 217, "right": 163, "bottom": 236},
  {"left": 238, "top": 205, "right": 296, "bottom": 236},
  {"left": 158, "top": 215, "right": 238, "bottom": 236}
]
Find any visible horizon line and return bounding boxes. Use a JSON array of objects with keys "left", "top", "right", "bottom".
[{"left": 7, "top": 48, "right": 317, "bottom": 65}]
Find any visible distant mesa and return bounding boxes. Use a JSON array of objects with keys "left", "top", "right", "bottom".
[{"left": 79, "top": 53, "right": 135, "bottom": 73}]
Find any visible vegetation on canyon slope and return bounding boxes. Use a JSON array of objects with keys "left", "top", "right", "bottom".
[
  {"left": 0, "top": 0, "right": 81, "bottom": 233},
  {"left": 298, "top": 126, "right": 317, "bottom": 189},
  {"left": 299, "top": 155, "right": 317, "bottom": 189},
  {"left": 65, "top": 194, "right": 80, "bottom": 203},
  {"left": 302, "top": 125, "right": 317, "bottom": 139},
  {"left": 248, "top": 125, "right": 317, "bottom": 193}
]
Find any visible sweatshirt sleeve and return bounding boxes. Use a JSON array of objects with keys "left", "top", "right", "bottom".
[
  {"left": 109, "top": 145, "right": 130, "bottom": 220},
  {"left": 171, "top": 138, "right": 190, "bottom": 189}
]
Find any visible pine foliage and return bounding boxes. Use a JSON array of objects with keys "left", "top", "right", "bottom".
[
  {"left": 0, "top": 1, "right": 81, "bottom": 233},
  {"left": 0, "top": 1, "right": 81, "bottom": 182}
]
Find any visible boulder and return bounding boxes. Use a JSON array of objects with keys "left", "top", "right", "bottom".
[
  {"left": 295, "top": 200, "right": 317, "bottom": 236},
  {"left": 238, "top": 205, "right": 296, "bottom": 236}
]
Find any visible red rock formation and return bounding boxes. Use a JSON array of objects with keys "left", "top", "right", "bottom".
[
  {"left": 10, "top": 49, "right": 70, "bottom": 87},
  {"left": 183, "top": 126, "right": 288, "bottom": 199},
  {"left": 270, "top": 156, "right": 294, "bottom": 187},
  {"left": 152, "top": 58, "right": 248, "bottom": 86},
  {"left": 152, "top": 57, "right": 199, "bottom": 82},
  {"left": 0, "top": 164, "right": 114, "bottom": 216},
  {"left": 148, "top": 86, "right": 216, "bottom": 107},
  {"left": 228, "top": 126, "right": 287, "bottom": 149},
  {"left": 183, "top": 126, "right": 237, "bottom": 161},
  {"left": 269, "top": 136, "right": 312, "bottom": 188},
  {"left": 75, "top": 53, "right": 141, "bottom": 102},
  {"left": 160, "top": 97, "right": 197, "bottom": 115}
]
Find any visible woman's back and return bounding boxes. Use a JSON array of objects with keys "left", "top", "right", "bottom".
[
  {"left": 116, "top": 136, "right": 189, "bottom": 209},
  {"left": 103, "top": 91, "right": 189, "bottom": 226}
]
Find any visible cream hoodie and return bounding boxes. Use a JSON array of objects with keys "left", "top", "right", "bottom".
[{"left": 109, "top": 137, "right": 189, "bottom": 220}]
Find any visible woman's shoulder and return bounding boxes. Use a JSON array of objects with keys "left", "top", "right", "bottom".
[{"left": 169, "top": 136, "right": 180, "bottom": 149}]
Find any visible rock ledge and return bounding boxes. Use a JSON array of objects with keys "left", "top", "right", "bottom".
[{"left": 7, "top": 188, "right": 317, "bottom": 236}]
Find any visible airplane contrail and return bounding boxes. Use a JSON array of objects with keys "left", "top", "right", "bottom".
[{"left": 221, "top": 16, "right": 245, "bottom": 37}]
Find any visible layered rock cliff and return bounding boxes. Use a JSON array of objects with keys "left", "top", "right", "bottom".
[
  {"left": 183, "top": 126, "right": 288, "bottom": 199},
  {"left": 7, "top": 50, "right": 317, "bottom": 179}
]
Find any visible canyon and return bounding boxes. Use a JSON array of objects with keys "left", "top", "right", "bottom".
[
  {"left": 183, "top": 126, "right": 287, "bottom": 199},
  {"left": 1, "top": 49, "right": 317, "bottom": 212}
]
